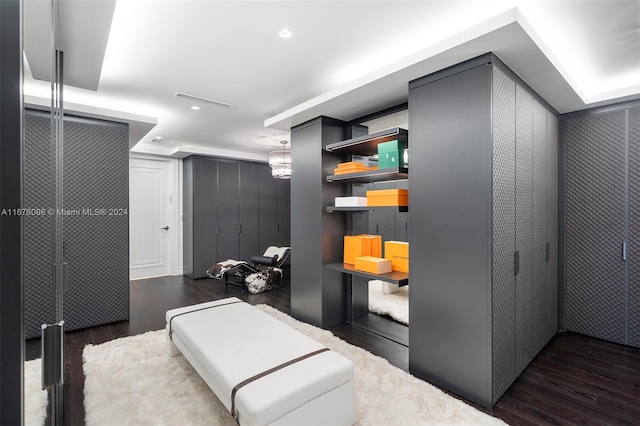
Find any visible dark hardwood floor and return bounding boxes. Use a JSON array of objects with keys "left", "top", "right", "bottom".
[{"left": 26, "top": 274, "right": 640, "bottom": 425}]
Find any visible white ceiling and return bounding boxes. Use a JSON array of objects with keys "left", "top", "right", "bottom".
[{"left": 23, "top": 1, "right": 640, "bottom": 160}]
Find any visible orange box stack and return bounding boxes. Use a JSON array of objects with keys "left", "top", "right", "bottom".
[
  {"left": 366, "top": 189, "right": 408, "bottom": 207},
  {"left": 343, "top": 234, "right": 382, "bottom": 264}
]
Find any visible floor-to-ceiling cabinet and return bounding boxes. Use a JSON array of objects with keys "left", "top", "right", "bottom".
[
  {"left": 408, "top": 54, "right": 558, "bottom": 407},
  {"left": 183, "top": 156, "right": 290, "bottom": 279},
  {"left": 563, "top": 104, "right": 640, "bottom": 348},
  {"left": 24, "top": 111, "right": 130, "bottom": 338}
]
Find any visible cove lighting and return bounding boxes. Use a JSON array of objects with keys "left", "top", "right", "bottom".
[{"left": 279, "top": 28, "right": 292, "bottom": 39}]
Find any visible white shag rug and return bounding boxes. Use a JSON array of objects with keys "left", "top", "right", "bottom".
[
  {"left": 83, "top": 304, "right": 505, "bottom": 426},
  {"left": 24, "top": 359, "right": 48, "bottom": 426},
  {"left": 369, "top": 280, "right": 409, "bottom": 325}
]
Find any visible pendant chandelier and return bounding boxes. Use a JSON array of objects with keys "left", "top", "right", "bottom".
[{"left": 269, "top": 140, "right": 291, "bottom": 179}]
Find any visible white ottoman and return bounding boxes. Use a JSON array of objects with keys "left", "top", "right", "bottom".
[{"left": 166, "top": 298, "right": 355, "bottom": 426}]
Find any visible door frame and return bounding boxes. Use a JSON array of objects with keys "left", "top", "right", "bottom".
[{"left": 129, "top": 153, "right": 182, "bottom": 276}]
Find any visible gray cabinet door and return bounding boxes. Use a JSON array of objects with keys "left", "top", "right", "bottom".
[
  {"left": 546, "top": 111, "right": 559, "bottom": 341},
  {"left": 239, "top": 163, "right": 260, "bottom": 261},
  {"left": 258, "top": 164, "right": 278, "bottom": 250},
  {"left": 628, "top": 106, "right": 640, "bottom": 347},
  {"left": 24, "top": 113, "right": 55, "bottom": 338},
  {"left": 564, "top": 110, "right": 627, "bottom": 344},
  {"left": 192, "top": 158, "right": 218, "bottom": 279},
  {"left": 515, "top": 85, "right": 534, "bottom": 374},
  {"left": 491, "top": 65, "right": 517, "bottom": 404},
  {"left": 532, "top": 100, "right": 548, "bottom": 354},
  {"left": 217, "top": 161, "right": 240, "bottom": 261},
  {"left": 276, "top": 179, "right": 291, "bottom": 246}
]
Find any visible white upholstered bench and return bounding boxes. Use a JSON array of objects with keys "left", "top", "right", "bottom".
[{"left": 166, "top": 298, "right": 355, "bottom": 426}]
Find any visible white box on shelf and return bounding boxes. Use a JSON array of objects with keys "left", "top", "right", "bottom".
[{"left": 335, "top": 196, "right": 368, "bottom": 207}]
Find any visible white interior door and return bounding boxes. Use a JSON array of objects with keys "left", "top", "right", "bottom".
[{"left": 129, "top": 157, "right": 174, "bottom": 279}]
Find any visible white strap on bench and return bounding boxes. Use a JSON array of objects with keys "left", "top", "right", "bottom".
[{"left": 230, "top": 347, "right": 330, "bottom": 424}]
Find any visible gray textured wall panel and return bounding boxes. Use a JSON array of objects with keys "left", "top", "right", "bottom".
[
  {"left": 532, "top": 100, "right": 548, "bottom": 354},
  {"left": 628, "top": 106, "right": 640, "bottom": 347},
  {"left": 217, "top": 161, "right": 240, "bottom": 261},
  {"left": 408, "top": 64, "right": 492, "bottom": 407},
  {"left": 24, "top": 114, "right": 54, "bottom": 338},
  {"left": 183, "top": 158, "right": 194, "bottom": 278},
  {"left": 515, "top": 85, "right": 534, "bottom": 374},
  {"left": 258, "top": 164, "right": 278, "bottom": 250},
  {"left": 277, "top": 179, "right": 291, "bottom": 247},
  {"left": 192, "top": 158, "right": 218, "bottom": 279},
  {"left": 239, "top": 163, "right": 260, "bottom": 261},
  {"left": 547, "top": 112, "right": 559, "bottom": 340},
  {"left": 491, "top": 66, "right": 516, "bottom": 404},
  {"left": 63, "top": 119, "right": 129, "bottom": 331},
  {"left": 564, "top": 110, "right": 626, "bottom": 344}
]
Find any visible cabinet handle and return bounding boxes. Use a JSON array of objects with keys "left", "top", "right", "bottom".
[
  {"left": 514, "top": 251, "right": 520, "bottom": 275},
  {"left": 238, "top": 224, "right": 242, "bottom": 234},
  {"left": 216, "top": 225, "right": 219, "bottom": 235},
  {"left": 546, "top": 242, "right": 550, "bottom": 262},
  {"left": 623, "top": 242, "right": 628, "bottom": 261},
  {"left": 276, "top": 222, "right": 280, "bottom": 231}
]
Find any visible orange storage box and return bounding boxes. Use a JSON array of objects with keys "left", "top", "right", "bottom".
[
  {"left": 354, "top": 256, "right": 392, "bottom": 274},
  {"left": 334, "top": 162, "right": 378, "bottom": 175},
  {"left": 385, "top": 241, "right": 409, "bottom": 273},
  {"left": 343, "top": 235, "right": 382, "bottom": 264},
  {"left": 366, "top": 189, "right": 408, "bottom": 207}
]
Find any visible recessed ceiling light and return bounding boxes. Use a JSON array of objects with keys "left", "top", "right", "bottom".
[
  {"left": 279, "top": 28, "right": 292, "bottom": 39},
  {"left": 191, "top": 106, "right": 200, "bottom": 110}
]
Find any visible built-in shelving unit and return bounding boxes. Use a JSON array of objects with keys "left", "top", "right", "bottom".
[
  {"left": 325, "top": 126, "right": 410, "bottom": 287},
  {"left": 326, "top": 205, "right": 408, "bottom": 212},
  {"left": 326, "top": 166, "right": 408, "bottom": 184},
  {"left": 326, "top": 263, "right": 408, "bottom": 286}
]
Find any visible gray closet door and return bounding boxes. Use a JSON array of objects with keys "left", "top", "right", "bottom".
[
  {"left": 565, "top": 110, "right": 627, "bottom": 344},
  {"left": 217, "top": 161, "right": 240, "bottom": 261},
  {"left": 515, "top": 84, "right": 534, "bottom": 374},
  {"left": 491, "top": 66, "right": 516, "bottom": 403},
  {"left": 239, "top": 163, "right": 260, "bottom": 261},
  {"left": 63, "top": 118, "right": 129, "bottom": 331},
  {"left": 278, "top": 179, "right": 291, "bottom": 247},
  {"left": 629, "top": 106, "right": 640, "bottom": 347},
  {"left": 276, "top": 179, "right": 291, "bottom": 246},
  {"left": 546, "top": 111, "right": 559, "bottom": 341},
  {"left": 258, "top": 164, "right": 278, "bottom": 250},
  {"left": 192, "top": 158, "right": 218, "bottom": 279},
  {"left": 24, "top": 113, "right": 54, "bottom": 338},
  {"left": 532, "top": 100, "right": 548, "bottom": 354}
]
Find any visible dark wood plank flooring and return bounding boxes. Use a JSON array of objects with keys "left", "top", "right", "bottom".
[{"left": 26, "top": 274, "right": 640, "bottom": 425}]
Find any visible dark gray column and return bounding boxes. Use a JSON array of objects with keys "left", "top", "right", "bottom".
[
  {"left": 290, "top": 116, "right": 347, "bottom": 328},
  {"left": 0, "top": 0, "right": 24, "bottom": 422},
  {"left": 408, "top": 62, "right": 493, "bottom": 407}
]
